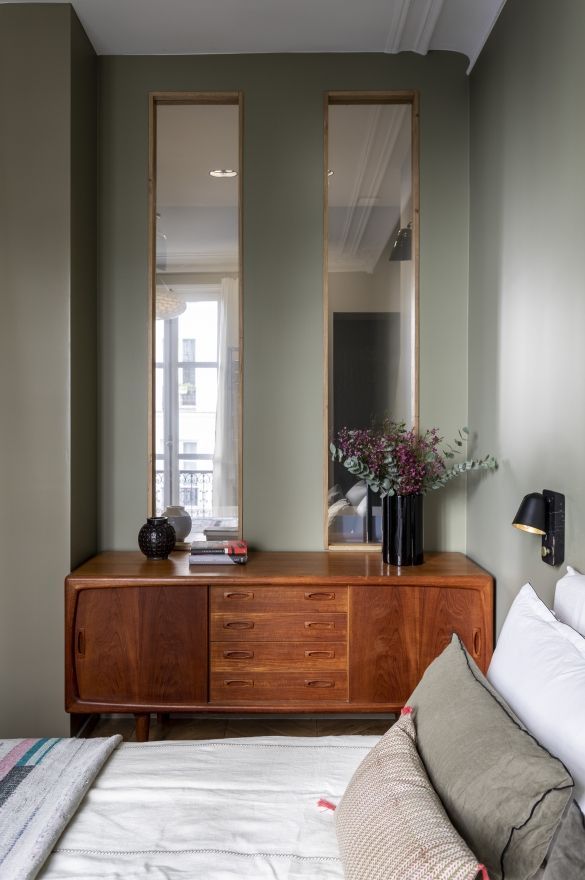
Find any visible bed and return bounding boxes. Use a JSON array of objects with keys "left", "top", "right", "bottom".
[
  {"left": 3, "top": 566, "right": 585, "bottom": 880},
  {"left": 38, "top": 734, "right": 377, "bottom": 879}
]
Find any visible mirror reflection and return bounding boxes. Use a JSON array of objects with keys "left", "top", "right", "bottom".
[
  {"left": 153, "top": 100, "right": 241, "bottom": 542},
  {"left": 327, "top": 98, "right": 417, "bottom": 546}
]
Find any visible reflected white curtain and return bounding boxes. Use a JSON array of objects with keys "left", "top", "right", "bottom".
[{"left": 212, "top": 277, "right": 239, "bottom": 518}]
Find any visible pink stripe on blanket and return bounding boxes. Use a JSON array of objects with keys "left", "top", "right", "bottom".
[{"left": 0, "top": 740, "right": 37, "bottom": 781}]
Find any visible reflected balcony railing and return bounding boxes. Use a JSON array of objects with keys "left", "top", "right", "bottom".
[{"left": 155, "top": 469, "right": 213, "bottom": 520}]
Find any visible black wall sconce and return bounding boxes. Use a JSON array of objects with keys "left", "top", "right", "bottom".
[
  {"left": 389, "top": 222, "right": 412, "bottom": 262},
  {"left": 512, "top": 489, "right": 565, "bottom": 566}
]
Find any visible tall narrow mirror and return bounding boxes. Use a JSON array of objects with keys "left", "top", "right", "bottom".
[
  {"left": 150, "top": 95, "right": 242, "bottom": 542},
  {"left": 326, "top": 94, "right": 418, "bottom": 547}
]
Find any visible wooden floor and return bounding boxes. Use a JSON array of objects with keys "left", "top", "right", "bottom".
[{"left": 90, "top": 714, "right": 394, "bottom": 742}]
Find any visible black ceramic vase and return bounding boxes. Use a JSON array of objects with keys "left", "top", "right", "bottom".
[
  {"left": 382, "top": 493, "right": 424, "bottom": 566},
  {"left": 138, "top": 516, "right": 176, "bottom": 559}
]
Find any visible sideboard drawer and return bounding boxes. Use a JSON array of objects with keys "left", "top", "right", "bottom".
[
  {"left": 210, "top": 612, "right": 348, "bottom": 642},
  {"left": 211, "top": 641, "right": 347, "bottom": 671},
  {"left": 210, "top": 585, "right": 347, "bottom": 613},
  {"left": 210, "top": 670, "right": 348, "bottom": 703}
]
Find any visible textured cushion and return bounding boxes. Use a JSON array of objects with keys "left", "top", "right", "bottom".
[
  {"left": 554, "top": 566, "right": 585, "bottom": 638},
  {"left": 542, "top": 801, "right": 585, "bottom": 879},
  {"left": 336, "top": 709, "right": 486, "bottom": 880},
  {"left": 488, "top": 583, "right": 585, "bottom": 811},
  {"left": 408, "top": 634, "right": 573, "bottom": 880}
]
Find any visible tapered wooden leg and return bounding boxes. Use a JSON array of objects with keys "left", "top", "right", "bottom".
[{"left": 134, "top": 713, "right": 150, "bottom": 742}]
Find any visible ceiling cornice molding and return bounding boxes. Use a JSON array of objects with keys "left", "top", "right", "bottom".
[
  {"left": 413, "top": 0, "right": 446, "bottom": 54},
  {"left": 337, "top": 107, "right": 382, "bottom": 255},
  {"left": 157, "top": 251, "right": 238, "bottom": 273},
  {"left": 465, "top": 0, "right": 508, "bottom": 72},
  {"left": 384, "top": 0, "right": 412, "bottom": 54},
  {"left": 328, "top": 255, "right": 375, "bottom": 274},
  {"left": 5, "top": 0, "right": 508, "bottom": 71}
]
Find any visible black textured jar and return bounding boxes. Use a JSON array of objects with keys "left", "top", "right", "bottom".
[{"left": 138, "top": 516, "right": 176, "bottom": 559}]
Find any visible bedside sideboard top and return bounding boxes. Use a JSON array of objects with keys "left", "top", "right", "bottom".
[{"left": 67, "top": 549, "right": 491, "bottom": 587}]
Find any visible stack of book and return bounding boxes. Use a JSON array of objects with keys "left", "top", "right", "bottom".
[{"left": 189, "top": 539, "right": 248, "bottom": 565}]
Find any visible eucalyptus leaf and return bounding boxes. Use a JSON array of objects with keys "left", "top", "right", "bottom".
[{"left": 329, "top": 421, "right": 496, "bottom": 499}]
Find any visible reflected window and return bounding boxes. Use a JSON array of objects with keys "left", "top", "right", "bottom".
[
  {"left": 152, "top": 99, "right": 241, "bottom": 541},
  {"left": 327, "top": 97, "right": 418, "bottom": 546}
]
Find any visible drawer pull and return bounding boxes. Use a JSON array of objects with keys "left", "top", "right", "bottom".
[
  {"left": 224, "top": 591, "right": 254, "bottom": 600},
  {"left": 305, "top": 621, "right": 335, "bottom": 630},
  {"left": 76, "top": 628, "right": 85, "bottom": 656},
  {"left": 305, "top": 649, "right": 335, "bottom": 659},
  {"left": 305, "top": 591, "right": 335, "bottom": 601},
  {"left": 223, "top": 650, "right": 254, "bottom": 660},
  {"left": 305, "top": 679, "right": 335, "bottom": 688},
  {"left": 224, "top": 620, "right": 255, "bottom": 630},
  {"left": 473, "top": 628, "right": 482, "bottom": 657},
  {"left": 224, "top": 679, "right": 253, "bottom": 687}
]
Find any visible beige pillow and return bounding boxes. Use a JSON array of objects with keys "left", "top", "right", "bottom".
[{"left": 336, "top": 709, "right": 487, "bottom": 880}]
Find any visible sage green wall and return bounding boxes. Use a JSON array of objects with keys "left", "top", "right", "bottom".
[
  {"left": 468, "top": 0, "right": 585, "bottom": 629},
  {"left": 0, "top": 5, "right": 97, "bottom": 736},
  {"left": 99, "top": 53, "right": 470, "bottom": 550},
  {"left": 70, "top": 12, "right": 98, "bottom": 567}
]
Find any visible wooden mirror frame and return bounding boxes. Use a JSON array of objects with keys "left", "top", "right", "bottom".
[
  {"left": 324, "top": 91, "right": 420, "bottom": 550},
  {"left": 147, "top": 92, "right": 244, "bottom": 535}
]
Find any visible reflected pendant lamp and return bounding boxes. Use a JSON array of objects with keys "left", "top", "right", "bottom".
[{"left": 156, "top": 286, "right": 186, "bottom": 320}]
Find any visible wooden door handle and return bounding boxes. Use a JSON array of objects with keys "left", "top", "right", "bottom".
[
  {"left": 305, "top": 679, "right": 335, "bottom": 688},
  {"left": 76, "top": 628, "right": 86, "bottom": 656},
  {"left": 224, "top": 679, "right": 253, "bottom": 687},
  {"left": 473, "top": 628, "right": 482, "bottom": 657},
  {"left": 304, "top": 649, "right": 335, "bottom": 659},
  {"left": 224, "top": 620, "right": 254, "bottom": 630},
  {"left": 224, "top": 591, "right": 254, "bottom": 600},
  {"left": 305, "top": 591, "right": 335, "bottom": 600},
  {"left": 304, "top": 621, "right": 334, "bottom": 630},
  {"left": 223, "top": 650, "right": 254, "bottom": 659}
]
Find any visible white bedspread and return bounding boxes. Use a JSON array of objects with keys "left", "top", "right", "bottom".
[{"left": 39, "top": 735, "right": 380, "bottom": 880}]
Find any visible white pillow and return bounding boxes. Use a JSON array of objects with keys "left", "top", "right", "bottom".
[
  {"left": 488, "top": 583, "right": 585, "bottom": 811},
  {"left": 554, "top": 566, "right": 585, "bottom": 638}
]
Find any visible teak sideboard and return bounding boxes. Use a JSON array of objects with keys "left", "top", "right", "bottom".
[{"left": 65, "top": 551, "right": 494, "bottom": 741}]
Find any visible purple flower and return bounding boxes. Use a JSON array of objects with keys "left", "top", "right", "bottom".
[{"left": 330, "top": 420, "right": 494, "bottom": 497}]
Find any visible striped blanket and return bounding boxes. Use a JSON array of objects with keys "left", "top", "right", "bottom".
[{"left": 0, "top": 736, "right": 121, "bottom": 880}]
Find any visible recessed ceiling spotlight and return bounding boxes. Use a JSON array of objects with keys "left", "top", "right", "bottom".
[{"left": 210, "top": 169, "right": 238, "bottom": 178}]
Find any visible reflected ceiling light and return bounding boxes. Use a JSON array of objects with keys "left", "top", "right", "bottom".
[
  {"left": 328, "top": 169, "right": 334, "bottom": 177},
  {"left": 209, "top": 169, "right": 237, "bottom": 178},
  {"left": 156, "top": 285, "right": 186, "bottom": 321}
]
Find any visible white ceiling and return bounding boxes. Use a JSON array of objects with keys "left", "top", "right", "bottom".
[
  {"left": 4, "top": 0, "right": 507, "bottom": 71},
  {"left": 156, "top": 105, "right": 240, "bottom": 274}
]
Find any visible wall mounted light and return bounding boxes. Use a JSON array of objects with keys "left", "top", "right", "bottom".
[
  {"left": 389, "top": 221, "right": 412, "bottom": 262},
  {"left": 512, "top": 490, "right": 565, "bottom": 566}
]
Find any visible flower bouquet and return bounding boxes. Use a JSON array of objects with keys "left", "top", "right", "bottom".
[
  {"left": 330, "top": 420, "right": 496, "bottom": 497},
  {"left": 330, "top": 420, "right": 496, "bottom": 565}
]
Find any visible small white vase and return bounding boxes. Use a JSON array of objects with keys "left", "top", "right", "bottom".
[{"left": 163, "top": 505, "right": 192, "bottom": 541}]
